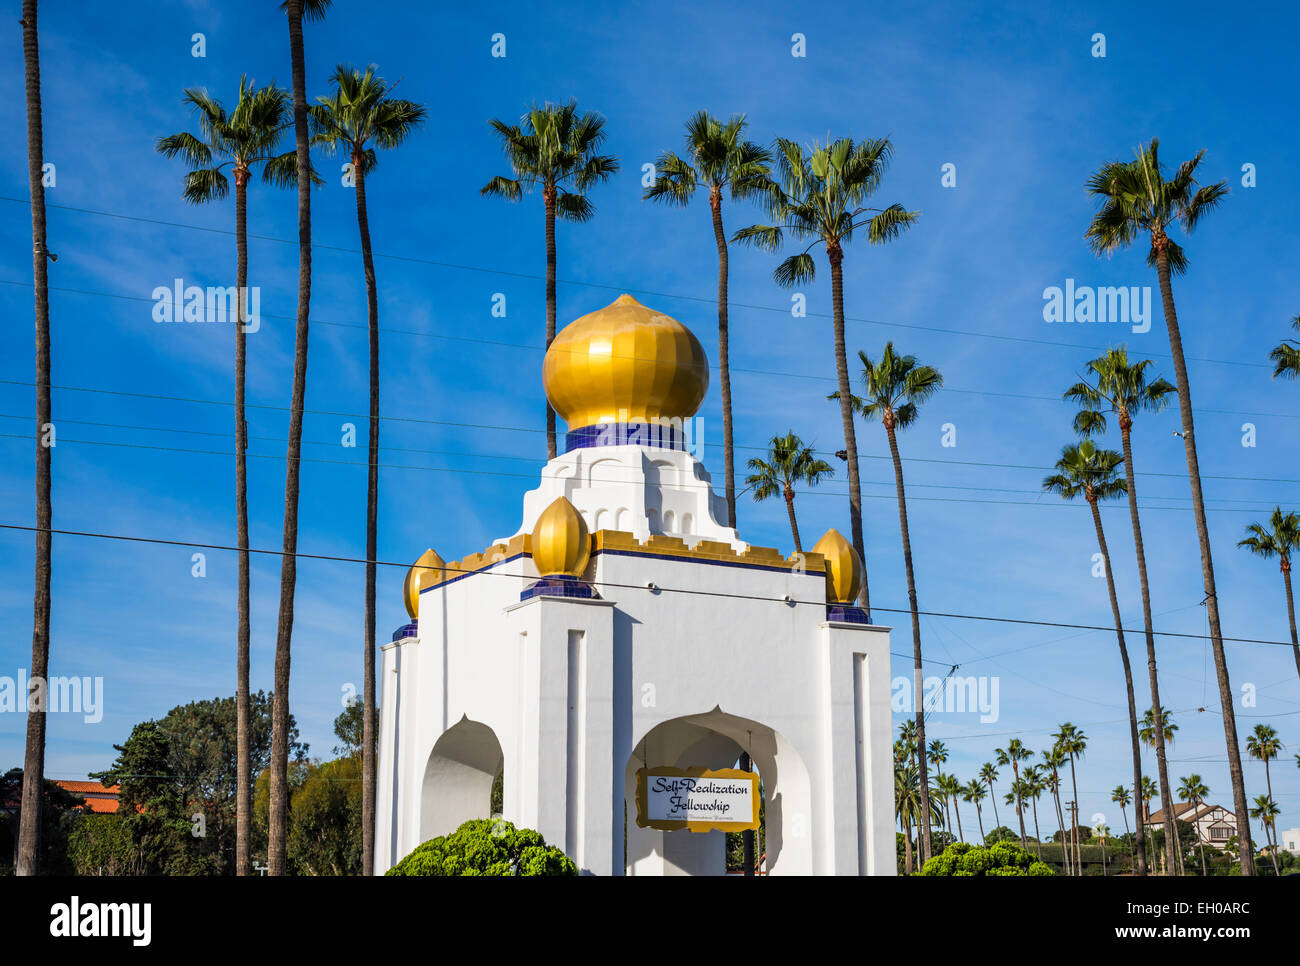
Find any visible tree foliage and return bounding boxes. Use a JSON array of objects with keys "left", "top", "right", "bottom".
[
  {"left": 919, "top": 840, "right": 1055, "bottom": 876},
  {"left": 386, "top": 818, "right": 576, "bottom": 876}
]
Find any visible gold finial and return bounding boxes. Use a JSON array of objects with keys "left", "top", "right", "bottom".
[
  {"left": 531, "top": 497, "right": 591, "bottom": 577},
  {"left": 812, "top": 529, "right": 862, "bottom": 604},
  {"left": 402, "top": 548, "right": 445, "bottom": 618}
]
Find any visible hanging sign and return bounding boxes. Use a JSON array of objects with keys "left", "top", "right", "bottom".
[{"left": 635, "top": 766, "right": 760, "bottom": 833}]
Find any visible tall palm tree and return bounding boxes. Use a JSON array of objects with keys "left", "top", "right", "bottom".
[
  {"left": 1042, "top": 746, "right": 1071, "bottom": 874},
  {"left": 482, "top": 101, "right": 618, "bottom": 459},
  {"left": 1139, "top": 706, "right": 1181, "bottom": 874},
  {"left": 1269, "top": 316, "right": 1299, "bottom": 379},
  {"left": 1023, "top": 765, "right": 1046, "bottom": 860},
  {"left": 962, "top": 779, "right": 987, "bottom": 843},
  {"left": 928, "top": 740, "right": 948, "bottom": 777},
  {"left": 269, "top": 0, "right": 330, "bottom": 878},
  {"left": 895, "top": 761, "right": 921, "bottom": 874},
  {"left": 1238, "top": 509, "right": 1300, "bottom": 681},
  {"left": 995, "top": 740, "right": 1033, "bottom": 850},
  {"left": 1043, "top": 447, "right": 1147, "bottom": 876},
  {"left": 743, "top": 431, "right": 833, "bottom": 552},
  {"left": 1246, "top": 724, "right": 1284, "bottom": 806},
  {"left": 735, "top": 136, "right": 918, "bottom": 620},
  {"left": 645, "top": 112, "right": 771, "bottom": 528},
  {"left": 938, "top": 773, "right": 964, "bottom": 842},
  {"left": 835, "top": 343, "right": 942, "bottom": 859},
  {"left": 979, "top": 761, "right": 1001, "bottom": 833},
  {"left": 1177, "top": 774, "right": 1210, "bottom": 876},
  {"left": 1112, "top": 783, "right": 1133, "bottom": 864},
  {"left": 1250, "top": 795, "right": 1281, "bottom": 876},
  {"left": 157, "top": 77, "right": 295, "bottom": 877},
  {"left": 1051, "top": 723, "right": 1093, "bottom": 877},
  {"left": 310, "top": 62, "right": 425, "bottom": 879},
  {"left": 1065, "top": 347, "right": 1178, "bottom": 867},
  {"left": 1085, "top": 140, "right": 1252, "bottom": 874},
  {"left": 16, "top": 0, "right": 53, "bottom": 878},
  {"left": 1140, "top": 775, "right": 1160, "bottom": 872}
]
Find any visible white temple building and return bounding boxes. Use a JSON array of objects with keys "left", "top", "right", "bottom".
[{"left": 375, "top": 294, "right": 896, "bottom": 875}]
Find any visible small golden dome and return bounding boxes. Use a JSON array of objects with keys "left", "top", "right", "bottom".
[
  {"left": 812, "top": 529, "right": 862, "bottom": 604},
  {"left": 402, "top": 548, "right": 445, "bottom": 618},
  {"left": 531, "top": 497, "right": 591, "bottom": 577},
  {"left": 542, "top": 294, "right": 709, "bottom": 430}
]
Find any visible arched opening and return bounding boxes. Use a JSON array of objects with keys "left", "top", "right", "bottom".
[
  {"left": 419, "top": 717, "right": 504, "bottom": 843},
  {"left": 623, "top": 709, "right": 811, "bottom": 876}
]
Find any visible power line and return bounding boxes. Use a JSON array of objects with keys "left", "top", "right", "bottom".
[
  {"left": 0, "top": 429, "right": 1283, "bottom": 513},
  {"left": 0, "top": 195, "right": 1278, "bottom": 372},
  {"left": 1, "top": 521, "right": 1296, "bottom": 650},
  {"left": 1, "top": 278, "right": 1292, "bottom": 425},
  {"left": 2, "top": 380, "right": 1296, "bottom": 488}
]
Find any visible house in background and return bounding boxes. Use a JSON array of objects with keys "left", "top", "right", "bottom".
[
  {"left": 1144, "top": 801, "right": 1237, "bottom": 847},
  {"left": 1281, "top": 828, "right": 1300, "bottom": 855},
  {"left": 52, "top": 780, "right": 120, "bottom": 814}
]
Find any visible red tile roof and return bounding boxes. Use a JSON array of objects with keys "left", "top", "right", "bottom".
[{"left": 54, "top": 779, "right": 120, "bottom": 814}]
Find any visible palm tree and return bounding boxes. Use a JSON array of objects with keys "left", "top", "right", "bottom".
[
  {"left": 962, "top": 780, "right": 987, "bottom": 843},
  {"left": 1065, "top": 347, "right": 1178, "bottom": 868},
  {"left": 1085, "top": 140, "right": 1252, "bottom": 874},
  {"left": 269, "top": 0, "right": 330, "bottom": 878},
  {"left": 1269, "top": 316, "right": 1299, "bottom": 379},
  {"left": 1140, "top": 775, "right": 1160, "bottom": 872},
  {"left": 16, "top": 0, "right": 53, "bottom": 878},
  {"left": 1112, "top": 784, "right": 1133, "bottom": 869},
  {"left": 1239, "top": 509, "right": 1300, "bottom": 681},
  {"left": 743, "top": 432, "right": 833, "bottom": 552},
  {"left": 1139, "top": 707, "right": 1181, "bottom": 874},
  {"left": 157, "top": 77, "right": 295, "bottom": 877},
  {"left": 310, "top": 62, "right": 425, "bottom": 879},
  {"left": 482, "top": 101, "right": 618, "bottom": 459},
  {"left": 1177, "top": 774, "right": 1210, "bottom": 876},
  {"left": 895, "top": 761, "right": 921, "bottom": 874},
  {"left": 645, "top": 112, "right": 771, "bottom": 528},
  {"left": 1042, "top": 746, "right": 1071, "bottom": 874},
  {"left": 979, "top": 761, "right": 1001, "bottom": 832},
  {"left": 1043, "top": 448, "right": 1147, "bottom": 876},
  {"left": 735, "top": 136, "right": 918, "bottom": 620},
  {"left": 1246, "top": 724, "right": 1284, "bottom": 806},
  {"left": 938, "top": 774, "right": 964, "bottom": 842},
  {"left": 928, "top": 740, "right": 948, "bottom": 775},
  {"left": 834, "top": 343, "right": 942, "bottom": 859},
  {"left": 1023, "top": 765, "right": 1046, "bottom": 860},
  {"left": 995, "top": 740, "right": 1033, "bottom": 850},
  {"left": 1052, "top": 723, "right": 1093, "bottom": 877},
  {"left": 1250, "top": 795, "right": 1281, "bottom": 876}
]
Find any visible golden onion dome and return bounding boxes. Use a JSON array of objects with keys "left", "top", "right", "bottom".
[
  {"left": 812, "top": 529, "right": 863, "bottom": 604},
  {"left": 542, "top": 294, "right": 709, "bottom": 430},
  {"left": 531, "top": 497, "right": 591, "bottom": 577},
  {"left": 402, "top": 548, "right": 445, "bottom": 618}
]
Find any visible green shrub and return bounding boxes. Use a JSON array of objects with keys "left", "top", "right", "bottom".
[
  {"left": 386, "top": 818, "right": 577, "bottom": 876},
  {"left": 919, "top": 839, "right": 1055, "bottom": 876}
]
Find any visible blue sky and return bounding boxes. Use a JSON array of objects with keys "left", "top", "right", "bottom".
[{"left": 2, "top": 0, "right": 1298, "bottom": 841}]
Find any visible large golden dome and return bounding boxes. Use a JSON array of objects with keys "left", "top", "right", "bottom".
[{"left": 543, "top": 294, "right": 709, "bottom": 430}]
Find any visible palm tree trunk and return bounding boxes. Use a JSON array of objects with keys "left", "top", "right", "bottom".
[
  {"left": 826, "top": 245, "right": 869, "bottom": 618},
  {"left": 1281, "top": 561, "right": 1300, "bottom": 681},
  {"left": 1030, "top": 797, "right": 1043, "bottom": 859},
  {"left": 1153, "top": 240, "right": 1253, "bottom": 874},
  {"left": 1051, "top": 782, "right": 1069, "bottom": 874},
  {"left": 270, "top": 0, "right": 315, "bottom": 876},
  {"left": 710, "top": 191, "right": 736, "bottom": 528},
  {"left": 887, "top": 421, "right": 929, "bottom": 860},
  {"left": 1065, "top": 757, "right": 1080, "bottom": 872},
  {"left": 234, "top": 176, "right": 252, "bottom": 877},
  {"left": 784, "top": 488, "right": 801, "bottom": 553},
  {"left": 987, "top": 778, "right": 1000, "bottom": 832},
  {"left": 16, "top": 0, "right": 51, "bottom": 878},
  {"left": 1012, "top": 763, "right": 1028, "bottom": 849},
  {"left": 1089, "top": 498, "right": 1148, "bottom": 876},
  {"left": 544, "top": 186, "right": 557, "bottom": 460},
  {"left": 1196, "top": 799, "right": 1207, "bottom": 876},
  {"left": 953, "top": 796, "right": 964, "bottom": 843},
  {"left": 975, "top": 801, "right": 984, "bottom": 843},
  {"left": 354, "top": 158, "right": 379, "bottom": 877},
  {"left": 1117, "top": 425, "right": 1162, "bottom": 875},
  {"left": 903, "top": 815, "right": 913, "bottom": 874}
]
